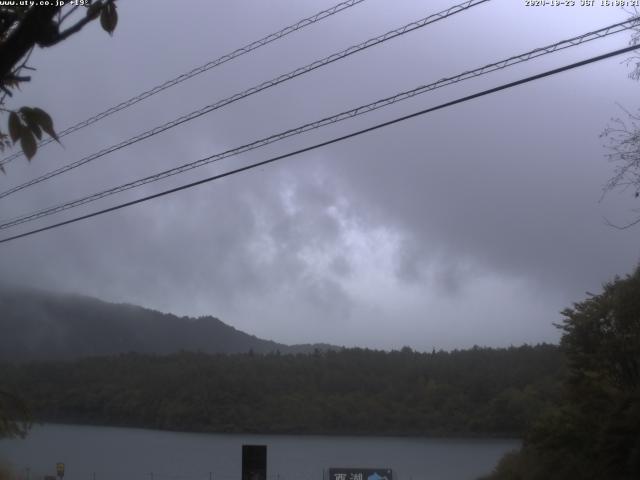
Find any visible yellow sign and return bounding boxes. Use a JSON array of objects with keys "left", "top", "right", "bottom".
[{"left": 56, "top": 463, "right": 65, "bottom": 478}]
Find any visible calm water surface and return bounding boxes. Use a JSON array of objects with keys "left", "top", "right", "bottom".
[{"left": 0, "top": 424, "right": 518, "bottom": 480}]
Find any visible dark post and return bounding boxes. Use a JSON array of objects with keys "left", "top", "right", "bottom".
[{"left": 241, "top": 445, "right": 267, "bottom": 480}]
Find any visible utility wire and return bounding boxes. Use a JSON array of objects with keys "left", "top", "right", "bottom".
[
  {"left": 0, "top": 0, "right": 490, "bottom": 199},
  {"left": 0, "top": 18, "right": 636, "bottom": 231},
  {"left": 0, "top": 0, "right": 369, "bottom": 168},
  {"left": 1, "top": 43, "right": 638, "bottom": 245}
]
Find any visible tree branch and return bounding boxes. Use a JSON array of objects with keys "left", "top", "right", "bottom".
[
  {"left": 53, "top": 11, "right": 98, "bottom": 44},
  {"left": 603, "top": 215, "right": 640, "bottom": 230},
  {"left": 0, "top": 6, "right": 60, "bottom": 82},
  {"left": 58, "top": 5, "right": 80, "bottom": 25}
]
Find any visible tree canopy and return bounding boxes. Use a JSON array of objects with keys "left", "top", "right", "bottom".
[
  {"left": 0, "top": 1, "right": 118, "bottom": 165},
  {"left": 483, "top": 265, "right": 640, "bottom": 480},
  {"left": 600, "top": 20, "right": 640, "bottom": 228}
]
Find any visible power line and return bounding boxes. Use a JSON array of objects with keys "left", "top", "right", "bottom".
[
  {"left": 0, "top": 0, "right": 490, "bottom": 199},
  {"left": 0, "top": 0, "right": 369, "bottom": 168},
  {"left": 1, "top": 43, "right": 638, "bottom": 245},
  {"left": 1, "top": 18, "right": 636, "bottom": 231}
]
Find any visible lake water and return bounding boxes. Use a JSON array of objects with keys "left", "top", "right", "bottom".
[{"left": 0, "top": 424, "right": 518, "bottom": 480}]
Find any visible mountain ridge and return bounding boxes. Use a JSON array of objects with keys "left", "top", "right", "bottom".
[{"left": 0, "top": 285, "right": 341, "bottom": 361}]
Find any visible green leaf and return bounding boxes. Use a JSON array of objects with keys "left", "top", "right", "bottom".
[
  {"left": 31, "top": 107, "right": 59, "bottom": 143},
  {"left": 100, "top": 2, "right": 118, "bottom": 35},
  {"left": 20, "top": 107, "right": 43, "bottom": 140},
  {"left": 20, "top": 129, "right": 37, "bottom": 161},
  {"left": 86, "top": 1, "right": 103, "bottom": 20},
  {"left": 8, "top": 112, "right": 22, "bottom": 143},
  {"left": 29, "top": 122, "right": 42, "bottom": 140}
]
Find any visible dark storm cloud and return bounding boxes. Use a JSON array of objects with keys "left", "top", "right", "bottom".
[
  {"left": 1, "top": 0, "right": 639, "bottom": 349},
  {"left": 328, "top": 74, "right": 640, "bottom": 299}
]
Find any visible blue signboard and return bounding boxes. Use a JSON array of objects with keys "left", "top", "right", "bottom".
[{"left": 328, "top": 468, "right": 392, "bottom": 480}]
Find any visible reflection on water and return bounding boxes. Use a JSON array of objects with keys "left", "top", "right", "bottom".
[{"left": 0, "top": 424, "right": 519, "bottom": 480}]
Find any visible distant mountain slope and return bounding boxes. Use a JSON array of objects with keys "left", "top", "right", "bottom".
[{"left": 0, "top": 286, "right": 338, "bottom": 361}]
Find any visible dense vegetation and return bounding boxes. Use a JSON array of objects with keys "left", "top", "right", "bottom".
[
  {"left": 0, "top": 345, "right": 562, "bottom": 437},
  {"left": 0, "top": 388, "right": 30, "bottom": 438},
  {"left": 483, "top": 266, "right": 640, "bottom": 480}
]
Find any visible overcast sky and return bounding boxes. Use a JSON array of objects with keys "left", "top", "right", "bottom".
[{"left": 1, "top": 0, "right": 639, "bottom": 350}]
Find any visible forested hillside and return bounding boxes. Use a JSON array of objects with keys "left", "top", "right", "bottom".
[
  {"left": 0, "top": 345, "right": 563, "bottom": 437},
  {"left": 0, "top": 286, "right": 336, "bottom": 361}
]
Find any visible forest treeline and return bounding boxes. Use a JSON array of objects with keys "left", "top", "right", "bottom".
[{"left": 0, "top": 344, "right": 563, "bottom": 437}]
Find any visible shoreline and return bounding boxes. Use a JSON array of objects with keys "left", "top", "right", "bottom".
[{"left": 19, "top": 420, "right": 523, "bottom": 441}]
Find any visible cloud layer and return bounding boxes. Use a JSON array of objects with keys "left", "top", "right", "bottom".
[{"left": 1, "top": 0, "right": 639, "bottom": 350}]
